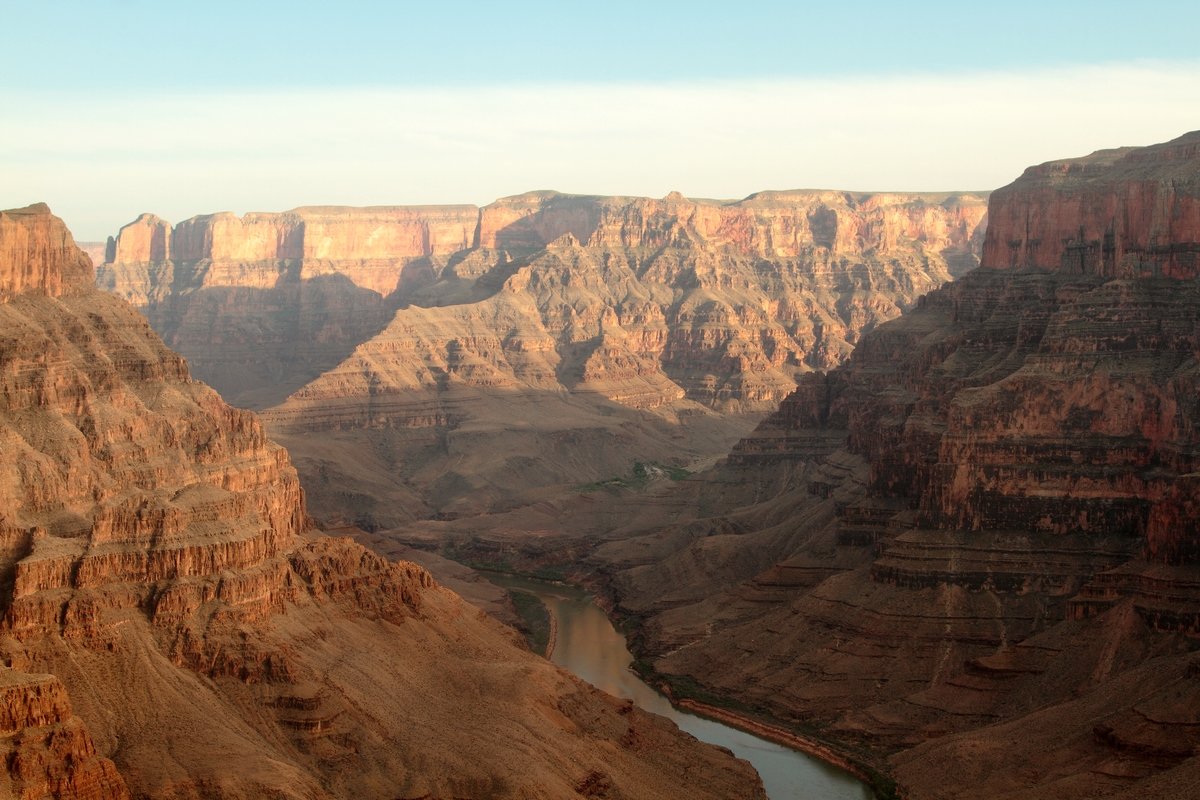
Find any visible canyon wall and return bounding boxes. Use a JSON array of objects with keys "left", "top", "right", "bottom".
[
  {"left": 0, "top": 204, "right": 92, "bottom": 298},
  {"left": 983, "top": 133, "right": 1200, "bottom": 278},
  {"left": 98, "top": 191, "right": 985, "bottom": 524},
  {"left": 0, "top": 204, "right": 765, "bottom": 799},
  {"left": 600, "top": 131, "right": 1200, "bottom": 800},
  {"left": 99, "top": 191, "right": 986, "bottom": 410},
  {"left": 98, "top": 205, "right": 483, "bottom": 409}
]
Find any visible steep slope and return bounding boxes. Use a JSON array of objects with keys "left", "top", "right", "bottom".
[
  {"left": 98, "top": 192, "right": 985, "bottom": 524},
  {"left": 98, "top": 206, "right": 480, "bottom": 409},
  {"left": 100, "top": 192, "right": 986, "bottom": 411},
  {"left": 598, "top": 132, "right": 1200, "bottom": 799},
  {"left": 0, "top": 204, "right": 765, "bottom": 799}
]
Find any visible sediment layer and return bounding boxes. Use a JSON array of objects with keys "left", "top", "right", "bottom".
[{"left": 600, "top": 131, "right": 1200, "bottom": 800}]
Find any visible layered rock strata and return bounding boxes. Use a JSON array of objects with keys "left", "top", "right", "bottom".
[
  {"left": 0, "top": 204, "right": 765, "bottom": 799},
  {"left": 601, "top": 132, "right": 1200, "bottom": 799},
  {"left": 99, "top": 192, "right": 984, "bottom": 523},
  {"left": 100, "top": 192, "right": 986, "bottom": 411},
  {"left": 0, "top": 671, "right": 129, "bottom": 800}
]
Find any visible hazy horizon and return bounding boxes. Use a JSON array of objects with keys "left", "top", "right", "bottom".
[{"left": 4, "top": 1, "right": 1199, "bottom": 240}]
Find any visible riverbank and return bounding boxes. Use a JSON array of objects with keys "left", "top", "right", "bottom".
[
  {"left": 532, "top": 582, "right": 883, "bottom": 800},
  {"left": 542, "top": 600, "right": 558, "bottom": 658},
  {"left": 486, "top": 570, "right": 880, "bottom": 799},
  {"left": 638, "top": 667, "right": 899, "bottom": 800},
  {"left": 672, "top": 699, "right": 899, "bottom": 799}
]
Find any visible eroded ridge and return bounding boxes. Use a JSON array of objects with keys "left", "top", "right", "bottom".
[
  {"left": 1, "top": 204, "right": 767, "bottom": 800},
  {"left": 604, "top": 132, "right": 1200, "bottom": 800}
]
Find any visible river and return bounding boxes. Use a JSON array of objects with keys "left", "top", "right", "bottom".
[{"left": 487, "top": 574, "right": 873, "bottom": 800}]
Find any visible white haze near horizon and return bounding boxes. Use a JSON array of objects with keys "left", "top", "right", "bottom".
[{"left": 3, "top": 62, "right": 1199, "bottom": 241}]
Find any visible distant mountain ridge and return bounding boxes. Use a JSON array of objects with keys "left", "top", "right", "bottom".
[
  {"left": 98, "top": 189, "right": 987, "bottom": 410},
  {"left": 98, "top": 189, "right": 987, "bottom": 525}
]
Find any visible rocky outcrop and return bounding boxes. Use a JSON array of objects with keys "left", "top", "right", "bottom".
[
  {"left": 0, "top": 671, "right": 129, "bottom": 800},
  {"left": 99, "top": 191, "right": 986, "bottom": 413},
  {"left": 1, "top": 204, "right": 92, "bottom": 298},
  {"left": 97, "top": 206, "right": 483, "bottom": 409},
  {"left": 98, "top": 191, "right": 984, "bottom": 524},
  {"left": 0, "top": 204, "right": 765, "bottom": 799},
  {"left": 983, "top": 131, "right": 1200, "bottom": 278},
  {"left": 599, "top": 132, "right": 1200, "bottom": 800}
]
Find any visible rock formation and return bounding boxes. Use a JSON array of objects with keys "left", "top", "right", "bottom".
[
  {"left": 100, "top": 192, "right": 986, "bottom": 411},
  {"left": 1, "top": 204, "right": 92, "bottom": 297},
  {"left": 0, "top": 204, "right": 765, "bottom": 799},
  {"left": 598, "top": 132, "right": 1200, "bottom": 799},
  {"left": 98, "top": 192, "right": 986, "bottom": 524}
]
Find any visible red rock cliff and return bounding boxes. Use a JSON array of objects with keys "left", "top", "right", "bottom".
[
  {"left": 479, "top": 190, "right": 986, "bottom": 267},
  {"left": 0, "top": 204, "right": 92, "bottom": 298},
  {"left": 97, "top": 191, "right": 986, "bottom": 411},
  {"left": 605, "top": 131, "right": 1200, "bottom": 800},
  {"left": 94, "top": 190, "right": 986, "bottom": 523},
  {"left": 107, "top": 205, "right": 481, "bottom": 294},
  {"left": 982, "top": 130, "right": 1200, "bottom": 278},
  {"left": 1, "top": 204, "right": 766, "bottom": 800}
]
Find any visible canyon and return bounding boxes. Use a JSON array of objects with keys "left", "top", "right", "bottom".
[
  {"left": 98, "top": 191, "right": 987, "bottom": 524},
  {"left": 589, "top": 131, "right": 1200, "bottom": 799},
  {"left": 77, "top": 132, "right": 1200, "bottom": 799},
  {"left": 0, "top": 203, "right": 767, "bottom": 799}
]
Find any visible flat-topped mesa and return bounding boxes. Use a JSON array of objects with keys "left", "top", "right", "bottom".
[
  {"left": 0, "top": 203, "right": 93, "bottom": 298},
  {"left": 105, "top": 191, "right": 985, "bottom": 280},
  {"left": 982, "top": 130, "right": 1200, "bottom": 278},
  {"left": 105, "top": 205, "right": 481, "bottom": 292},
  {"left": 479, "top": 189, "right": 988, "bottom": 261},
  {"left": 96, "top": 205, "right": 490, "bottom": 408},
  {"left": 106, "top": 213, "right": 171, "bottom": 264},
  {"left": 98, "top": 190, "right": 987, "bottom": 414}
]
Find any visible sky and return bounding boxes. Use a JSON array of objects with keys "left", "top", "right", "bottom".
[{"left": 3, "top": 0, "right": 1199, "bottom": 240}]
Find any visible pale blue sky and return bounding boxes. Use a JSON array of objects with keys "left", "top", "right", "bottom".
[{"left": 3, "top": 1, "right": 1199, "bottom": 239}]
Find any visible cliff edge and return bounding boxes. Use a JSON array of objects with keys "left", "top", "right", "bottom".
[
  {"left": 601, "top": 131, "right": 1200, "bottom": 800},
  {"left": 0, "top": 204, "right": 765, "bottom": 800}
]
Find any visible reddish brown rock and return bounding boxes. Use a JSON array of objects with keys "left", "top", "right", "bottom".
[
  {"left": 0, "top": 204, "right": 765, "bottom": 800},
  {"left": 106, "top": 213, "right": 171, "bottom": 266},
  {"left": 98, "top": 191, "right": 986, "bottom": 413},
  {"left": 598, "top": 131, "right": 1200, "bottom": 800},
  {"left": 0, "top": 670, "right": 129, "bottom": 800},
  {"left": 0, "top": 204, "right": 92, "bottom": 298},
  {"left": 96, "top": 205, "right": 484, "bottom": 409},
  {"left": 95, "top": 191, "right": 982, "bottom": 524},
  {"left": 982, "top": 131, "right": 1200, "bottom": 278}
]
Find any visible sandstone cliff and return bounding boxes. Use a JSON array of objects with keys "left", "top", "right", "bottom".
[
  {"left": 597, "top": 132, "right": 1200, "bottom": 799},
  {"left": 100, "top": 192, "right": 986, "bottom": 411},
  {"left": 0, "top": 204, "right": 765, "bottom": 799},
  {"left": 1, "top": 204, "right": 92, "bottom": 298},
  {"left": 97, "top": 205, "right": 482, "bottom": 410},
  {"left": 98, "top": 191, "right": 985, "bottom": 524}
]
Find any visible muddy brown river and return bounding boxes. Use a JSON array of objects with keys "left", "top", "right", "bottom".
[{"left": 488, "top": 574, "right": 873, "bottom": 800}]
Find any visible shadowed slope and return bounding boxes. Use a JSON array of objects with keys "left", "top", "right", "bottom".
[
  {"left": 595, "top": 132, "right": 1200, "bottom": 799},
  {"left": 0, "top": 203, "right": 766, "bottom": 799}
]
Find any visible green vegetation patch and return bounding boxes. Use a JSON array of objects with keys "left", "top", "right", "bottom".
[
  {"left": 577, "top": 461, "right": 692, "bottom": 493},
  {"left": 508, "top": 590, "right": 552, "bottom": 655}
]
